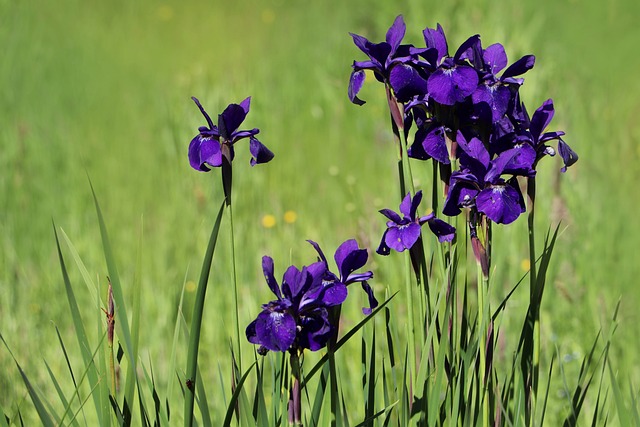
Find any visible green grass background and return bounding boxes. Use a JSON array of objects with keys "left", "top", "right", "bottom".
[{"left": 1, "top": 0, "right": 639, "bottom": 423}]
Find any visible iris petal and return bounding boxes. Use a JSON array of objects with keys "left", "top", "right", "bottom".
[
  {"left": 476, "top": 182, "right": 525, "bottom": 224},
  {"left": 255, "top": 310, "right": 296, "bottom": 352}
]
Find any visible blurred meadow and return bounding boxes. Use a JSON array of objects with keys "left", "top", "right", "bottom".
[{"left": 2, "top": 0, "right": 640, "bottom": 423}]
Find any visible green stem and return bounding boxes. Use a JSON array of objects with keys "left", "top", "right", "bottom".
[
  {"left": 525, "top": 175, "right": 539, "bottom": 424},
  {"left": 228, "top": 200, "right": 242, "bottom": 374},
  {"left": 476, "top": 261, "right": 490, "bottom": 427},
  {"left": 184, "top": 201, "right": 226, "bottom": 427}
]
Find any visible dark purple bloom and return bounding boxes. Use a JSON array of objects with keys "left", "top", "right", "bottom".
[
  {"left": 246, "top": 256, "right": 346, "bottom": 353},
  {"left": 377, "top": 191, "right": 456, "bottom": 255},
  {"left": 308, "top": 239, "right": 378, "bottom": 315},
  {"left": 188, "top": 97, "right": 274, "bottom": 171},
  {"left": 443, "top": 132, "right": 530, "bottom": 224}
]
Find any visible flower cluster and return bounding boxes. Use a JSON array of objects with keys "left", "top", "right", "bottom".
[
  {"left": 246, "top": 240, "right": 376, "bottom": 354},
  {"left": 350, "top": 16, "right": 578, "bottom": 229}
]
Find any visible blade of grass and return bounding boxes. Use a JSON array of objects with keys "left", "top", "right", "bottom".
[
  {"left": 123, "top": 216, "right": 144, "bottom": 425},
  {"left": 43, "top": 359, "right": 80, "bottom": 427},
  {"left": 0, "top": 334, "right": 55, "bottom": 427},
  {"left": 89, "top": 181, "right": 137, "bottom": 410},
  {"left": 222, "top": 362, "right": 257, "bottom": 427},
  {"left": 195, "top": 366, "right": 212, "bottom": 427},
  {"left": 184, "top": 199, "right": 225, "bottom": 426},
  {"left": 53, "top": 221, "right": 107, "bottom": 423},
  {"left": 301, "top": 293, "right": 397, "bottom": 388}
]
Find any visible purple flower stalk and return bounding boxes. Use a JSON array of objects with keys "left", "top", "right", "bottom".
[
  {"left": 377, "top": 191, "right": 456, "bottom": 255},
  {"left": 188, "top": 96, "right": 274, "bottom": 171}
]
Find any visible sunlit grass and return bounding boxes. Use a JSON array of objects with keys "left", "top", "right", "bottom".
[{"left": 1, "top": 0, "right": 640, "bottom": 424}]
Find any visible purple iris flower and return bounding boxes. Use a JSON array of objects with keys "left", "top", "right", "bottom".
[
  {"left": 308, "top": 239, "right": 378, "bottom": 315},
  {"left": 443, "top": 131, "right": 531, "bottom": 224},
  {"left": 349, "top": 15, "right": 429, "bottom": 105},
  {"left": 188, "top": 97, "right": 274, "bottom": 171},
  {"left": 517, "top": 99, "right": 578, "bottom": 172},
  {"left": 377, "top": 191, "right": 456, "bottom": 255},
  {"left": 246, "top": 257, "right": 347, "bottom": 353}
]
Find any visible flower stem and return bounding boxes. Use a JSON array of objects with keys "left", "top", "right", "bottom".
[
  {"left": 228, "top": 199, "right": 242, "bottom": 374},
  {"left": 524, "top": 175, "right": 539, "bottom": 424},
  {"left": 288, "top": 351, "right": 302, "bottom": 426}
]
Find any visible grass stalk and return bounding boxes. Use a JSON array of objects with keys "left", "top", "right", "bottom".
[
  {"left": 184, "top": 200, "right": 225, "bottom": 427},
  {"left": 228, "top": 199, "right": 242, "bottom": 374}
]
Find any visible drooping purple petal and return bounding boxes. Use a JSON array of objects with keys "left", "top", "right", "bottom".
[
  {"left": 188, "top": 136, "right": 209, "bottom": 171},
  {"left": 246, "top": 319, "right": 259, "bottom": 345},
  {"left": 408, "top": 134, "right": 430, "bottom": 160},
  {"left": 297, "top": 308, "right": 332, "bottom": 351},
  {"left": 197, "top": 137, "right": 223, "bottom": 168},
  {"left": 318, "top": 282, "right": 348, "bottom": 307},
  {"left": 472, "top": 83, "right": 511, "bottom": 122},
  {"left": 415, "top": 124, "right": 450, "bottom": 164},
  {"left": 376, "top": 229, "right": 392, "bottom": 255},
  {"left": 428, "top": 65, "right": 479, "bottom": 105},
  {"left": 349, "top": 69, "right": 366, "bottom": 105},
  {"left": 476, "top": 182, "right": 525, "bottom": 224},
  {"left": 385, "top": 222, "right": 421, "bottom": 252},
  {"left": 379, "top": 208, "right": 403, "bottom": 224},
  {"left": 443, "top": 180, "right": 480, "bottom": 216},
  {"left": 427, "top": 217, "right": 456, "bottom": 242},
  {"left": 558, "top": 139, "right": 578, "bottom": 172},
  {"left": 249, "top": 137, "right": 274, "bottom": 166},
  {"left": 389, "top": 63, "right": 429, "bottom": 102},
  {"left": 254, "top": 310, "right": 297, "bottom": 352},
  {"left": 360, "top": 281, "right": 379, "bottom": 315},
  {"left": 502, "top": 55, "right": 535, "bottom": 79}
]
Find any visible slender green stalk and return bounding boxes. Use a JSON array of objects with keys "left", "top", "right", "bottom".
[
  {"left": 184, "top": 200, "right": 225, "bottom": 427},
  {"left": 526, "top": 175, "right": 539, "bottom": 425},
  {"left": 228, "top": 200, "right": 242, "bottom": 374},
  {"left": 476, "top": 261, "right": 490, "bottom": 427},
  {"left": 403, "top": 252, "right": 416, "bottom": 380}
]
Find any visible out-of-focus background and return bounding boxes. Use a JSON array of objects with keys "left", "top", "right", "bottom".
[{"left": 2, "top": 0, "right": 639, "bottom": 422}]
